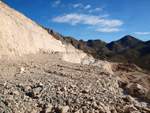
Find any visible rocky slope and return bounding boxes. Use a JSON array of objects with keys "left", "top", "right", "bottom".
[
  {"left": 112, "top": 63, "right": 150, "bottom": 98},
  {"left": 0, "top": 1, "right": 91, "bottom": 64},
  {"left": 0, "top": 53, "right": 150, "bottom": 113}
]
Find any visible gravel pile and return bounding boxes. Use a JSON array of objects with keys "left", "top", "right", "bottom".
[{"left": 0, "top": 54, "right": 149, "bottom": 113}]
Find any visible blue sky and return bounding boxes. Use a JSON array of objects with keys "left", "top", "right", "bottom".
[{"left": 2, "top": 0, "right": 150, "bottom": 42}]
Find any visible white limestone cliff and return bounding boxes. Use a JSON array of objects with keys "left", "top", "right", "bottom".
[{"left": 0, "top": 1, "right": 88, "bottom": 63}]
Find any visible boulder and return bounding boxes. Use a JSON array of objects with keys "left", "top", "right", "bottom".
[{"left": 125, "top": 83, "right": 148, "bottom": 97}]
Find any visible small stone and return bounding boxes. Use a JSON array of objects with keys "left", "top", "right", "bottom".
[
  {"left": 12, "top": 91, "right": 20, "bottom": 96},
  {"left": 115, "top": 107, "right": 124, "bottom": 113},
  {"left": 0, "top": 81, "right": 7, "bottom": 86},
  {"left": 5, "top": 98, "right": 15, "bottom": 106},
  {"left": 92, "top": 102, "right": 98, "bottom": 108},
  {"left": 88, "top": 97, "right": 95, "bottom": 101},
  {"left": 111, "top": 108, "right": 117, "bottom": 113},
  {"left": 82, "top": 89, "right": 89, "bottom": 93},
  {"left": 57, "top": 91, "right": 63, "bottom": 95},
  {"left": 143, "top": 107, "right": 150, "bottom": 112},
  {"left": 123, "top": 105, "right": 138, "bottom": 113},
  {"left": 33, "top": 87, "right": 42, "bottom": 95},
  {"left": 32, "top": 103, "right": 38, "bottom": 107},
  {"left": 138, "top": 88, "right": 148, "bottom": 97},
  {"left": 27, "top": 90, "right": 37, "bottom": 98},
  {"left": 66, "top": 99, "right": 72, "bottom": 105},
  {"left": 37, "top": 82, "right": 44, "bottom": 87},
  {"left": 98, "top": 106, "right": 105, "bottom": 113},
  {"left": 12, "top": 108, "right": 18, "bottom": 113},
  {"left": 103, "top": 106, "right": 111, "bottom": 113},
  {"left": 20, "top": 67, "right": 25, "bottom": 74},
  {"left": 57, "top": 106, "right": 69, "bottom": 113},
  {"left": 126, "top": 95, "right": 134, "bottom": 103},
  {"left": 31, "top": 109, "right": 38, "bottom": 113},
  {"left": 140, "top": 102, "right": 147, "bottom": 107},
  {"left": 95, "top": 110, "right": 100, "bottom": 113},
  {"left": 61, "top": 86, "right": 67, "bottom": 91},
  {"left": 70, "top": 85, "right": 76, "bottom": 89},
  {"left": 45, "top": 107, "right": 52, "bottom": 113},
  {"left": 24, "top": 86, "right": 31, "bottom": 92},
  {"left": 89, "top": 109, "right": 94, "bottom": 113},
  {"left": 75, "top": 109, "right": 82, "bottom": 113},
  {"left": 22, "top": 94, "right": 29, "bottom": 100}
]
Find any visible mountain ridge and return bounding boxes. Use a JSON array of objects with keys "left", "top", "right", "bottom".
[{"left": 43, "top": 27, "right": 150, "bottom": 70}]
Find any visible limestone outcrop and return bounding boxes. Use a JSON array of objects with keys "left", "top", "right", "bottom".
[{"left": 0, "top": 1, "right": 89, "bottom": 64}]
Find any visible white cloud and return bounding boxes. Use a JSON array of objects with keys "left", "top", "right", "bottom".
[
  {"left": 89, "top": 8, "right": 102, "bottom": 13},
  {"left": 134, "top": 32, "right": 150, "bottom": 35},
  {"left": 52, "top": 13, "right": 123, "bottom": 32},
  {"left": 72, "top": 3, "right": 83, "bottom": 8},
  {"left": 52, "top": 13, "right": 123, "bottom": 26},
  {"left": 51, "top": 0, "right": 61, "bottom": 7},
  {"left": 97, "top": 28, "right": 122, "bottom": 32},
  {"left": 84, "top": 5, "right": 91, "bottom": 9}
]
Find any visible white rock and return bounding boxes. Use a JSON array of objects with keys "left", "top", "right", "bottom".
[
  {"left": 70, "top": 84, "right": 76, "bottom": 89},
  {"left": 12, "top": 91, "right": 20, "bottom": 96},
  {"left": 58, "top": 106, "right": 69, "bottom": 113},
  {"left": 126, "top": 95, "right": 134, "bottom": 103},
  {"left": 37, "top": 82, "right": 44, "bottom": 87},
  {"left": 0, "top": 81, "right": 7, "bottom": 86},
  {"left": 20, "top": 67, "right": 25, "bottom": 74},
  {"left": 46, "top": 107, "right": 52, "bottom": 113}
]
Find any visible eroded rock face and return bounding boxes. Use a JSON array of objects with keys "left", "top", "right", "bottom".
[
  {"left": 0, "top": 1, "right": 90, "bottom": 64},
  {"left": 0, "top": 1, "right": 63, "bottom": 55}
]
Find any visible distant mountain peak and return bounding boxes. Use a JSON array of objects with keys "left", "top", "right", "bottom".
[
  {"left": 116, "top": 35, "right": 143, "bottom": 48},
  {"left": 120, "top": 35, "right": 140, "bottom": 41}
]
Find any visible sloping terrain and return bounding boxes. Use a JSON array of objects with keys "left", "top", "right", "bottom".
[{"left": 0, "top": 53, "right": 150, "bottom": 113}]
